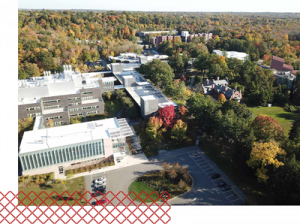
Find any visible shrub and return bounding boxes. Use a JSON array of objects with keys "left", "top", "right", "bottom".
[{"left": 67, "top": 174, "right": 74, "bottom": 178}]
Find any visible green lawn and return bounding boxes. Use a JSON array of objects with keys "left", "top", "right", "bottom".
[
  {"left": 18, "top": 177, "right": 87, "bottom": 206},
  {"left": 129, "top": 180, "right": 160, "bottom": 203},
  {"left": 87, "top": 100, "right": 121, "bottom": 121},
  {"left": 248, "top": 106, "right": 298, "bottom": 136}
]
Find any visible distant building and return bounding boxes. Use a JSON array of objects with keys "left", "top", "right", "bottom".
[
  {"left": 201, "top": 77, "right": 242, "bottom": 102},
  {"left": 213, "top": 50, "right": 249, "bottom": 62},
  {"left": 138, "top": 30, "right": 178, "bottom": 37},
  {"left": 272, "top": 70, "right": 296, "bottom": 89},
  {"left": 155, "top": 35, "right": 181, "bottom": 50},
  {"left": 180, "top": 31, "right": 213, "bottom": 43},
  {"left": 270, "top": 56, "right": 297, "bottom": 75}
]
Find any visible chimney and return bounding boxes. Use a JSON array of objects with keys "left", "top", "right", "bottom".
[
  {"left": 225, "top": 87, "right": 228, "bottom": 91},
  {"left": 217, "top": 77, "right": 219, "bottom": 80},
  {"left": 212, "top": 84, "right": 215, "bottom": 89},
  {"left": 235, "top": 86, "right": 237, "bottom": 90},
  {"left": 206, "top": 79, "right": 209, "bottom": 85},
  {"left": 213, "top": 79, "right": 215, "bottom": 83}
]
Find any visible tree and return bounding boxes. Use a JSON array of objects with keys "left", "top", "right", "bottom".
[
  {"left": 146, "top": 116, "right": 165, "bottom": 143},
  {"left": 179, "top": 106, "right": 186, "bottom": 117},
  {"left": 247, "top": 141, "right": 286, "bottom": 183},
  {"left": 180, "top": 74, "right": 186, "bottom": 82},
  {"left": 178, "top": 179, "right": 186, "bottom": 189},
  {"left": 218, "top": 94, "right": 227, "bottom": 104},
  {"left": 289, "top": 119, "right": 300, "bottom": 144},
  {"left": 105, "top": 91, "right": 112, "bottom": 100},
  {"left": 252, "top": 115, "right": 285, "bottom": 142},
  {"left": 169, "top": 169, "right": 177, "bottom": 179},
  {"left": 162, "top": 162, "right": 171, "bottom": 171},
  {"left": 159, "top": 105, "right": 176, "bottom": 128},
  {"left": 168, "top": 52, "right": 184, "bottom": 74},
  {"left": 171, "top": 120, "right": 187, "bottom": 142}
]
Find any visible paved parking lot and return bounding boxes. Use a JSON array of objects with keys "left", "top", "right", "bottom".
[
  {"left": 187, "top": 151, "right": 244, "bottom": 205},
  {"left": 84, "top": 146, "right": 246, "bottom": 206}
]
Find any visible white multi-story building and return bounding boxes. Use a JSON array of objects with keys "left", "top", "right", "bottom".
[
  {"left": 19, "top": 118, "right": 133, "bottom": 176},
  {"left": 213, "top": 50, "right": 249, "bottom": 62}
]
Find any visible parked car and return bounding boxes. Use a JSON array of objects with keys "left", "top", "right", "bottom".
[
  {"left": 221, "top": 185, "right": 231, "bottom": 191},
  {"left": 217, "top": 181, "right": 227, "bottom": 188},
  {"left": 95, "top": 185, "right": 106, "bottom": 191},
  {"left": 93, "top": 177, "right": 106, "bottom": 184},
  {"left": 211, "top": 173, "right": 221, "bottom": 179},
  {"left": 94, "top": 182, "right": 106, "bottom": 188},
  {"left": 95, "top": 198, "right": 108, "bottom": 205}
]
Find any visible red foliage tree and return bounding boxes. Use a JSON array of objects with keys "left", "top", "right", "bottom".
[
  {"left": 252, "top": 115, "right": 285, "bottom": 142},
  {"left": 159, "top": 105, "right": 176, "bottom": 128},
  {"left": 180, "top": 74, "right": 186, "bottom": 82}
]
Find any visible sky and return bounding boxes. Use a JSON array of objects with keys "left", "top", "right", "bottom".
[{"left": 18, "top": 0, "right": 300, "bottom": 12}]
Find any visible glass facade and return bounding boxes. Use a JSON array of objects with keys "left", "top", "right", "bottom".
[{"left": 19, "top": 140, "right": 105, "bottom": 171}]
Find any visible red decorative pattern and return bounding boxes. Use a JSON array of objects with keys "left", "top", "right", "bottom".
[{"left": 0, "top": 191, "right": 171, "bottom": 224}]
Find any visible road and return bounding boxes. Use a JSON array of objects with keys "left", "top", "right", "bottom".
[{"left": 84, "top": 146, "right": 246, "bottom": 206}]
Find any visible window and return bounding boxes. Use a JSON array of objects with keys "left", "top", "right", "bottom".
[
  {"left": 26, "top": 107, "right": 40, "bottom": 111},
  {"left": 82, "top": 91, "right": 93, "bottom": 95},
  {"left": 68, "top": 97, "right": 80, "bottom": 101},
  {"left": 56, "top": 150, "right": 60, "bottom": 163},
  {"left": 33, "top": 155, "right": 38, "bottom": 168},
  {"left": 37, "top": 154, "right": 42, "bottom": 167},
  {"left": 45, "top": 116, "right": 62, "bottom": 121},
  {"left": 52, "top": 151, "right": 56, "bottom": 164},
  {"left": 70, "top": 113, "right": 83, "bottom": 117},
  {"left": 29, "top": 155, "right": 35, "bottom": 169},
  {"left": 44, "top": 105, "right": 61, "bottom": 110},
  {"left": 68, "top": 102, "right": 81, "bottom": 106},
  {"left": 86, "top": 110, "right": 99, "bottom": 115},
  {"left": 27, "top": 113, "right": 41, "bottom": 118},
  {"left": 43, "top": 99, "right": 61, "bottom": 104},
  {"left": 47, "top": 121, "right": 63, "bottom": 126},
  {"left": 82, "top": 96, "right": 93, "bottom": 100},
  {"left": 21, "top": 157, "right": 27, "bottom": 170},
  {"left": 48, "top": 152, "right": 52, "bottom": 165},
  {"left": 59, "top": 166, "right": 63, "bottom": 174}
]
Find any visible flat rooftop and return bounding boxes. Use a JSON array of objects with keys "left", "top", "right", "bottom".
[{"left": 19, "top": 118, "right": 134, "bottom": 155}]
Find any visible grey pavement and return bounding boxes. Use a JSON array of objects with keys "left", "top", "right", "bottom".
[{"left": 84, "top": 146, "right": 246, "bottom": 206}]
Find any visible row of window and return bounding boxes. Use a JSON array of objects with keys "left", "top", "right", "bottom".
[
  {"left": 86, "top": 110, "right": 99, "bottom": 115},
  {"left": 43, "top": 99, "right": 61, "bottom": 104},
  {"left": 47, "top": 121, "right": 63, "bottom": 126},
  {"left": 69, "top": 102, "right": 81, "bottom": 106},
  {"left": 68, "top": 97, "right": 80, "bottom": 101},
  {"left": 26, "top": 107, "right": 40, "bottom": 111},
  {"left": 82, "top": 91, "right": 93, "bottom": 95},
  {"left": 103, "top": 81, "right": 114, "bottom": 85},
  {"left": 70, "top": 113, "right": 83, "bottom": 117},
  {"left": 44, "top": 105, "right": 61, "bottom": 110},
  {"left": 27, "top": 113, "right": 41, "bottom": 117},
  {"left": 69, "top": 105, "right": 99, "bottom": 112},
  {"left": 20, "top": 141, "right": 104, "bottom": 171},
  {"left": 103, "top": 86, "right": 114, "bottom": 89},
  {"left": 112, "top": 142, "right": 126, "bottom": 148},
  {"left": 45, "top": 116, "right": 62, "bottom": 121},
  {"left": 82, "top": 96, "right": 93, "bottom": 100}
]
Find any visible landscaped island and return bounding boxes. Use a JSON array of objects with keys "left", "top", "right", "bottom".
[{"left": 129, "top": 163, "right": 192, "bottom": 202}]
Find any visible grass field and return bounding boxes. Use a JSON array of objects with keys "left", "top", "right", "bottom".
[
  {"left": 18, "top": 177, "right": 86, "bottom": 206},
  {"left": 247, "top": 106, "right": 298, "bottom": 136},
  {"left": 129, "top": 180, "right": 160, "bottom": 203}
]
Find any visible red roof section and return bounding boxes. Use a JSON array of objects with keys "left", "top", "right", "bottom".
[{"left": 270, "top": 55, "right": 294, "bottom": 72}]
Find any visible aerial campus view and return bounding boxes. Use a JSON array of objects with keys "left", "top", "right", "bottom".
[{"left": 16, "top": 6, "right": 300, "bottom": 208}]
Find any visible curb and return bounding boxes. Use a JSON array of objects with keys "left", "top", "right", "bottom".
[{"left": 128, "top": 172, "right": 194, "bottom": 205}]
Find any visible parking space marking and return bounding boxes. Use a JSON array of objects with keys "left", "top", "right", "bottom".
[
  {"left": 230, "top": 198, "right": 243, "bottom": 203},
  {"left": 188, "top": 151, "right": 244, "bottom": 205}
]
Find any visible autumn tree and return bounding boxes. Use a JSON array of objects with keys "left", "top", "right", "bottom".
[
  {"left": 159, "top": 105, "right": 176, "bottom": 128},
  {"left": 171, "top": 119, "right": 187, "bottom": 142},
  {"left": 252, "top": 115, "right": 285, "bottom": 142},
  {"left": 146, "top": 116, "right": 165, "bottom": 143},
  {"left": 178, "top": 179, "right": 186, "bottom": 189},
  {"left": 169, "top": 169, "right": 177, "bottom": 179},
  {"left": 218, "top": 94, "right": 227, "bottom": 104},
  {"left": 179, "top": 106, "right": 186, "bottom": 117},
  {"left": 247, "top": 141, "right": 286, "bottom": 183},
  {"left": 47, "top": 119, "right": 54, "bottom": 128}
]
